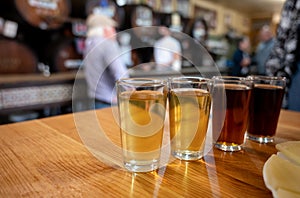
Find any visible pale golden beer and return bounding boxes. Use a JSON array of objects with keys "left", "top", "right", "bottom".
[
  {"left": 117, "top": 78, "right": 167, "bottom": 172},
  {"left": 169, "top": 77, "right": 211, "bottom": 161}
]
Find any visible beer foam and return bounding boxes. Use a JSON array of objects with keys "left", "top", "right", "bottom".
[
  {"left": 254, "top": 84, "right": 283, "bottom": 90},
  {"left": 224, "top": 83, "right": 251, "bottom": 90},
  {"left": 171, "top": 88, "right": 210, "bottom": 96}
]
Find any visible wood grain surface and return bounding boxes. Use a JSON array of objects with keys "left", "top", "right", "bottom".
[{"left": 0, "top": 108, "right": 299, "bottom": 197}]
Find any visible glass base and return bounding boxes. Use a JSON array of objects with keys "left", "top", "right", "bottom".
[
  {"left": 172, "top": 150, "right": 204, "bottom": 161},
  {"left": 247, "top": 134, "right": 274, "bottom": 143},
  {"left": 124, "top": 160, "right": 159, "bottom": 172},
  {"left": 215, "top": 142, "right": 242, "bottom": 152}
]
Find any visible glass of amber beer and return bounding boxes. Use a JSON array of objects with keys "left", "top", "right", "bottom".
[
  {"left": 169, "top": 77, "right": 211, "bottom": 160},
  {"left": 211, "top": 76, "right": 253, "bottom": 151},
  {"left": 116, "top": 78, "right": 167, "bottom": 172},
  {"left": 247, "top": 76, "right": 286, "bottom": 143}
]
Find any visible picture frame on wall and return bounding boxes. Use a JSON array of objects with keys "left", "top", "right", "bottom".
[
  {"left": 147, "top": 0, "right": 157, "bottom": 9},
  {"left": 224, "top": 13, "right": 231, "bottom": 26},
  {"left": 194, "top": 6, "right": 217, "bottom": 30},
  {"left": 176, "top": 0, "right": 190, "bottom": 18},
  {"left": 160, "top": 0, "right": 173, "bottom": 13}
]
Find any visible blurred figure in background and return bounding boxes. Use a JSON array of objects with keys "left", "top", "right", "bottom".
[
  {"left": 266, "top": 0, "right": 300, "bottom": 111},
  {"left": 189, "top": 17, "right": 209, "bottom": 48},
  {"left": 253, "top": 25, "right": 275, "bottom": 75},
  {"left": 224, "top": 27, "right": 240, "bottom": 64},
  {"left": 181, "top": 17, "right": 214, "bottom": 67},
  {"left": 231, "top": 36, "right": 251, "bottom": 76},
  {"left": 154, "top": 26, "right": 182, "bottom": 71},
  {"left": 84, "top": 13, "right": 128, "bottom": 109},
  {"left": 118, "top": 32, "right": 133, "bottom": 67}
]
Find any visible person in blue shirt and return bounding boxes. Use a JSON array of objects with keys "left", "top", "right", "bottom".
[{"left": 231, "top": 36, "right": 251, "bottom": 77}]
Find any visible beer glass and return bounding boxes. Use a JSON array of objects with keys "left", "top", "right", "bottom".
[
  {"left": 210, "top": 76, "right": 253, "bottom": 151},
  {"left": 116, "top": 78, "right": 167, "bottom": 172},
  {"left": 169, "top": 77, "right": 211, "bottom": 160},
  {"left": 247, "top": 75, "right": 286, "bottom": 143}
]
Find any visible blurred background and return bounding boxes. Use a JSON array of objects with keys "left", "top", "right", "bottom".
[{"left": 0, "top": 0, "right": 285, "bottom": 124}]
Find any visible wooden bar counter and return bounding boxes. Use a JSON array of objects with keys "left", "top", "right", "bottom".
[{"left": 0, "top": 108, "right": 299, "bottom": 197}]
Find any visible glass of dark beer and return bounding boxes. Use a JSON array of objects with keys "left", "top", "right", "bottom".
[
  {"left": 247, "top": 76, "right": 286, "bottom": 143},
  {"left": 210, "top": 76, "right": 253, "bottom": 151}
]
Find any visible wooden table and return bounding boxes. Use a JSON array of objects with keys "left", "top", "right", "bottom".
[{"left": 0, "top": 108, "right": 299, "bottom": 197}]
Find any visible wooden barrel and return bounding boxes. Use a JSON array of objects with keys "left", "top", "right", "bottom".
[
  {"left": 14, "top": 0, "right": 71, "bottom": 30},
  {"left": 122, "top": 4, "right": 154, "bottom": 29},
  {"left": 0, "top": 39, "right": 38, "bottom": 74},
  {"left": 44, "top": 37, "right": 83, "bottom": 72}
]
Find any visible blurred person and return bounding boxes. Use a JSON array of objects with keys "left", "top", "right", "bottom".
[
  {"left": 231, "top": 36, "right": 251, "bottom": 76},
  {"left": 224, "top": 27, "right": 240, "bottom": 62},
  {"left": 266, "top": 0, "right": 300, "bottom": 111},
  {"left": 154, "top": 26, "right": 182, "bottom": 71},
  {"left": 189, "top": 17, "right": 209, "bottom": 48},
  {"left": 118, "top": 32, "right": 133, "bottom": 67},
  {"left": 254, "top": 25, "right": 275, "bottom": 75},
  {"left": 181, "top": 17, "right": 213, "bottom": 67},
  {"left": 84, "top": 13, "right": 128, "bottom": 109}
]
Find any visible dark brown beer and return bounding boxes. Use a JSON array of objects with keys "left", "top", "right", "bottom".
[
  {"left": 248, "top": 84, "right": 285, "bottom": 136},
  {"left": 213, "top": 84, "right": 252, "bottom": 146}
]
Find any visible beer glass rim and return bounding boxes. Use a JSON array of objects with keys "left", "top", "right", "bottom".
[
  {"left": 247, "top": 75, "right": 286, "bottom": 81},
  {"left": 211, "top": 76, "right": 252, "bottom": 83},
  {"left": 169, "top": 76, "right": 210, "bottom": 83},
  {"left": 246, "top": 75, "right": 286, "bottom": 88},
  {"left": 212, "top": 76, "right": 248, "bottom": 80},
  {"left": 117, "top": 78, "right": 165, "bottom": 87}
]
